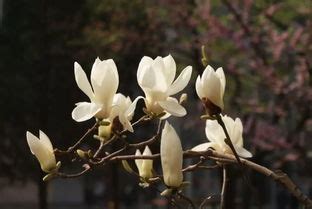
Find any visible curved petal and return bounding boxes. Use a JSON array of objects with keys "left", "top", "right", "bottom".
[
  {"left": 125, "top": 96, "right": 144, "bottom": 119},
  {"left": 74, "top": 62, "right": 94, "bottom": 101},
  {"left": 195, "top": 76, "right": 204, "bottom": 99},
  {"left": 205, "top": 119, "right": 225, "bottom": 144},
  {"left": 216, "top": 67, "right": 226, "bottom": 97},
  {"left": 119, "top": 113, "right": 134, "bottom": 132},
  {"left": 203, "top": 69, "right": 223, "bottom": 109},
  {"left": 232, "top": 118, "right": 243, "bottom": 146},
  {"left": 163, "top": 54, "right": 176, "bottom": 85},
  {"left": 135, "top": 149, "right": 143, "bottom": 174},
  {"left": 152, "top": 57, "right": 168, "bottom": 92},
  {"left": 137, "top": 56, "right": 153, "bottom": 86},
  {"left": 191, "top": 142, "right": 215, "bottom": 152},
  {"left": 39, "top": 130, "right": 53, "bottom": 152},
  {"left": 26, "top": 131, "right": 56, "bottom": 172},
  {"left": 161, "top": 121, "right": 183, "bottom": 187},
  {"left": 235, "top": 146, "right": 252, "bottom": 158},
  {"left": 26, "top": 131, "right": 39, "bottom": 155},
  {"left": 159, "top": 97, "right": 186, "bottom": 117},
  {"left": 168, "top": 66, "right": 192, "bottom": 95},
  {"left": 72, "top": 102, "right": 101, "bottom": 122},
  {"left": 91, "top": 59, "right": 119, "bottom": 106}
]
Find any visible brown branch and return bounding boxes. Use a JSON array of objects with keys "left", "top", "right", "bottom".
[
  {"left": 106, "top": 150, "right": 312, "bottom": 208},
  {"left": 209, "top": 151, "right": 312, "bottom": 208}
]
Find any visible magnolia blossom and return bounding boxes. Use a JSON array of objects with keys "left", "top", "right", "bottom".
[
  {"left": 195, "top": 65, "right": 225, "bottom": 115},
  {"left": 137, "top": 55, "right": 192, "bottom": 117},
  {"left": 192, "top": 115, "right": 252, "bottom": 158},
  {"left": 160, "top": 121, "right": 183, "bottom": 187},
  {"left": 135, "top": 146, "right": 153, "bottom": 179},
  {"left": 72, "top": 58, "right": 137, "bottom": 132},
  {"left": 26, "top": 131, "right": 57, "bottom": 173}
]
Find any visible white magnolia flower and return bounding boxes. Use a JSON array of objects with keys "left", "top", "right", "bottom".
[
  {"left": 160, "top": 121, "right": 183, "bottom": 187},
  {"left": 135, "top": 146, "right": 153, "bottom": 179},
  {"left": 195, "top": 65, "right": 225, "bottom": 115},
  {"left": 72, "top": 58, "right": 137, "bottom": 132},
  {"left": 192, "top": 115, "right": 252, "bottom": 158},
  {"left": 26, "top": 131, "right": 57, "bottom": 173},
  {"left": 137, "top": 55, "right": 192, "bottom": 117}
]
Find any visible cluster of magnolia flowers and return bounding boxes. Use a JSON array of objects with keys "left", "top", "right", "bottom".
[{"left": 26, "top": 54, "right": 252, "bottom": 189}]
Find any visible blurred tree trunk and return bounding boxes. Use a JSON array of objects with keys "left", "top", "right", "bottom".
[
  {"left": 38, "top": 175, "right": 47, "bottom": 209},
  {"left": 38, "top": 0, "right": 50, "bottom": 208}
]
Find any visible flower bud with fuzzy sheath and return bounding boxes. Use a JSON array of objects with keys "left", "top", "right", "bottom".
[
  {"left": 26, "top": 131, "right": 57, "bottom": 173},
  {"left": 160, "top": 121, "right": 183, "bottom": 187},
  {"left": 195, "top": 65, "right": 226, "bottom": 116},
  {"left": 135, "top": 146, "right": 153, "bottom": 179}
]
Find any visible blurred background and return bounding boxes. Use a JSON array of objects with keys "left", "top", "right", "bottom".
[{"left": 0, "top": 0, "right": 311, "bottom": 208}]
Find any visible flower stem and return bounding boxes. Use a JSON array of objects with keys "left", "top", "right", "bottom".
[
  {"left": 220, "top": 165, "right": 228, "bottom": 209},
  {"left": 216, "top": 114, "right": 242, "bottom": 165}
]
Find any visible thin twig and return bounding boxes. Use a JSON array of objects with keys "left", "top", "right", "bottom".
[
  {"left": 128, "top": 119, "right": 162, "bottom": 148},
  {"left": 67, "top": 122, "right": 98, "bottom": 152},
  {"left": 220, "top": 165, "right": 227, "bottom": 209},
  {"left": 199, "top": 194, "right": 220, "bottom": 209},
  {"left": 216, "top": 114, "right": 242, "bottom": 165},
  {"left": 177, "top": 192, "right": 196, "bottom": 209},
  {"left": 57, "top": 165, "right": 91, "bottom": 178}
]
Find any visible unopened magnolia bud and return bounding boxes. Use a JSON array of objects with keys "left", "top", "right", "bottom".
[
  {"left": 160, "top": 122, "right": 183, "bottom": 188},
  {"left": 26, "top": 131, "right": 57, "bottom": 173},
  {"left": 77, "top": 149, "right": 87, "bottom": 159},
  {"left": 195, "top": 65, "right": 226, "bottom": 116},
  {"left": 98, "top": 122, "right": 112, "bottom": 141},
  {"left": 135, "top": 146, "right": 153, "bottom": 180},
  {"left": 179, "top": 93, "right": 188, "bottom": 104}
]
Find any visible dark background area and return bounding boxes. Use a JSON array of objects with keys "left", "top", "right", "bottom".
[{"left": 0, "top": 0, "right": 311, "bottom": 208}]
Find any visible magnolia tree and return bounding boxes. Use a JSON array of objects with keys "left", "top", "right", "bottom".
[{"left": 26, "top": 53, "right": 312, "bottom": 209}]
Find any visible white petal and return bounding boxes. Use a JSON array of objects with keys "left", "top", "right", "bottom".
[
  {"left": 139, "top": 65, "right": 157, "bottom": 90},
  {"left": 191, "top": 142, "right": 213, "bottom": 152},
  {"left": 39, "top": 130, "right": 53, "bottom": 153},
  {"left": 205, "top": 119, "right": 225, "bottom": 144},
  {"left": 118, "top": 114, "right": 134, "bottom": 132},
  {"left": 216, "top": 67, "right": 226, "bottom": 97},
  {"left": 125, "top": 96, "right": 144, "bottom": 119},
  {"left": 159, "top": 97, "right": 186, "bottom": 117},
  {"left": 137, "top": 56, "right": 153, "bottom": 85},
  {"left": 135, "top": 149, "right": 143, "bottom": 173},
  {"left": 141, "top": 146, "right": 153, "bottom": 178},
  {"left": 168, "top": 66, "right": 192, "bottom": 95},
  {"left": 195, "top": 75, "right": 204, "bottom": 99},
  {"left": 161, "top": 121, "right": 183, "bottom": 187},
  {"left": 203, "top": 69, "right": 223, "bottom": 109},
  {"left": 91, "top": 59, "right": 119, "bottom": 106},
  {"left": 235, "top": 146, "right": 252, "bottom": 158},
  {"left": 232, "top": 117, "right": 243, "bottom": 147},
  {"left": 26, "top": 131, "right": 39, "bottom": 155},
  {"left": 163, "top": 54, "right": 176, "bottom": 85},
  {"left": 152, "top": 57, "right": 168, "bottom": 92},
  {"left": 26, "top": 131, "right": 56, "bottom": 172},
  {"left": 74, "top": 62, "right": 94, "bottom": 100},
  {"left": 72, "top": 102, "right": 101, "bottom": 122}
]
